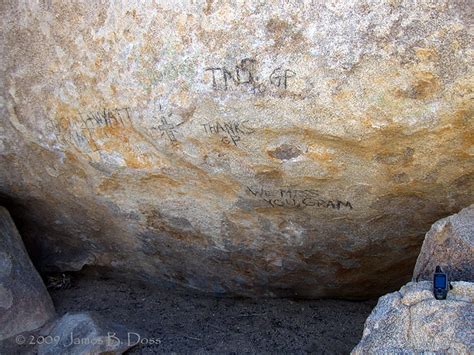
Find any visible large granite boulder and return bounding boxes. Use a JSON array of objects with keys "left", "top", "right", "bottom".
[
  {"left": 352, "top": 281, "right": 474, "bottom": 354},
  {"left": 413, "top": 204, "right": 474, "bottom": 282},
  {"left": 0, "top": 1, "right": 473, "bottom": 298},
  {"left": 0, "top": 207, "right": 55, "bottom": 341}
]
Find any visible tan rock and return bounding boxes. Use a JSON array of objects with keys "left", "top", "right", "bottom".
[
  {"left": 413, "top": 204, "right": 474, "bottom": 283},
  {"left": 0, "top": 1, "right": 473, "bottom": 298}
]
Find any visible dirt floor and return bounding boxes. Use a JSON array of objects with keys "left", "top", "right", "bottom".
[
  {"left": 1, "top": 271, "right": 377, "bottom": 354},
  {"left": 40, "top": 272, "right": 376, "bottom": 354}
]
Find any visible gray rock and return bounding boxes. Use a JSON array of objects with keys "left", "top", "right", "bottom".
[
  {"left": 413, "top": 204, "right": 474, "bottom": 282},
  {"left": 37, "top": 312, "right": 137, "bottom": 355},
  {"left": 0, "top": 207, "right": 55, "bottom": 341},
  {"left": 352, "top": 281, "right": 474, "bottom": 354}
]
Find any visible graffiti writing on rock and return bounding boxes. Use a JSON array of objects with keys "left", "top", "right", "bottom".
[
  {"left": 62, "top": 107, "right": 133, "bottom": 151},
  {"left": 205, "top": 58, "right": 296, "bottom": 94},
  {"left": 151, "top": 105, "right": 184, "bottom": 143},
  {"left": 79, "top": 107, "right": 132, "bottom": 132},
  {"left": 246, "top": 186, "right": 353, "bottom": 210},
  {"left": 202, "top": 120, "right": 255, "bottom": 146}
]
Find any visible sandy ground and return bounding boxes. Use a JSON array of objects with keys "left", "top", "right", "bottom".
[
  {"left": 2, "top": 272, "right": 376, "bottom": 354},
  {"left": 54, "top": 273, "right": 375, "bottom": 354}
]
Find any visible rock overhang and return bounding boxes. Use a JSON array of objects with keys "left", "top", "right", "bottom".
[{"left": 0, "top": 0, "right": 472, "bottom": 298}]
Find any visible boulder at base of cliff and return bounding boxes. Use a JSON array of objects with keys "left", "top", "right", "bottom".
[
  {"left": 0, "top": 207, "right": 55, "bottom": 341},
  {"left": 352, "top": 281, "right": 474, "bottom": 354},
  {"left": 413, "top": 204, "right": 474, "bottom": 282},
  {"left": 37, "top": 312, "right": 138, "bottom": 355}
]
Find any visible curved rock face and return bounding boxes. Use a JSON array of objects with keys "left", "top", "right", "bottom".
[
  {"left": 0, "top": 1, "right": 472, "bottom": 298},
  {"left": 414, "top": 204, "right": 474, "bottom": 282},
  {"left": 0, "top": 207, "right": 55, "bottom": 341}
]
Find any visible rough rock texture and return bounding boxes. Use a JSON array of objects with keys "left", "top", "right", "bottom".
[
  {"left": 0, "top": 207, "right": 55, "bottom": 341},
  {"left": 0, "top": 1, "right": 473, "bottom": 298},
  {"left": 37, "top": 312, "right": 136, "bottom": 355},
  {"left": 414, "top": 204, "right": 474, "bottom": 282},
  {"left": 352, "top": 281, "right": 474, "bottom": 354}
]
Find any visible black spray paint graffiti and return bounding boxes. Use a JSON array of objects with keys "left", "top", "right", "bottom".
[
  {"left": 78, "top": 107, "right": 132, "bottom": 132},
  {"left": 151, "top": 105, "right": 184, "bottom": 143},
  {"left": 58, "top": 107, "right": 134, "bottom": 152},
  {"left": 201, "top": 120, "right": 255, "bottom": 146},
  {"left": 246, "top": 186, "right": 353, "bottom": 210},
  {"left": 205, "top": 58, "right": 296, "bottom": 94}
]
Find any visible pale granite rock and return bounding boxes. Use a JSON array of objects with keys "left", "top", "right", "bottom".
[
  {"left": 0, "top": 207, "right": 55, "bottom": 341},
  {"left": 352, "top": 281, "right": 474, "bottom": 354},
  {"left": 413, "top": 204, "right": 474, "bottom": 282},
  {"left": 0, "top": 1, "right": 473, "bottom": 298}
]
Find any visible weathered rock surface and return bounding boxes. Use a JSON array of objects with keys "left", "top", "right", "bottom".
[
  {"left": 37, "top": 312, "right": 136, "bottom": 355},
  {"left": 352, "top": 281, "right": 474, "bottom": 354},
  {"left": 414, "top": 204, "right": 474, "bottom": 282},
  {"left": 0, "top": 1, "right": 473, "bottom": 298},
  {"left": 0, "top": 207, "right": 55, "bottom": 341}
]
